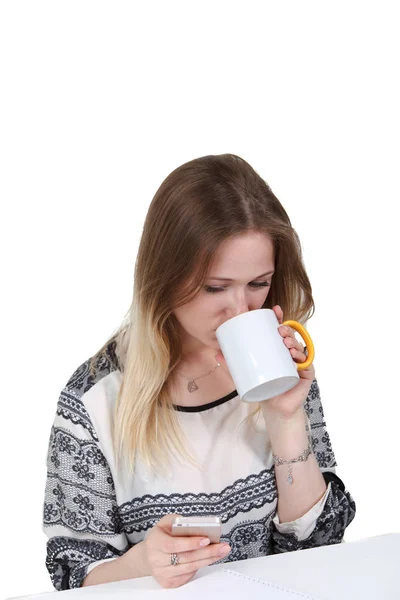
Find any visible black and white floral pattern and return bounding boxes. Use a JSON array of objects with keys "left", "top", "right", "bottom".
[
  {"left": 220, "top": 511, "right": 275, "bottom": 562},
  {"left": 46, "top": 536, "right": 124, "bottom": 590},
  {"left": 44, "top": 427, "right": 119, "bottom": 535},
  {"left": 120, "top": 468, "right": 277, "bottom": 534},
  {"left": 57, "top": 390, "right": 98, "bottom": 441},
  {"left": 272, "top": 480, "right": 356, "bottom": 553},
  {"left": 304, "top": 379, "right": 336, "bottom": 468}
]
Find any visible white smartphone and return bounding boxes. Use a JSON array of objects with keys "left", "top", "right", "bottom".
[{"left": 171, "top": 516, "right": 222, "bottom": 544}]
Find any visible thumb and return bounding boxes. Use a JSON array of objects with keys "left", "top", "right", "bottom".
[{"left": 156, "top": 514, "right": 183, "bottom": 533}]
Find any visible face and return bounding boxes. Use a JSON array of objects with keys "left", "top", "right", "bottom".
[{"left": 172, "top": 231, "right": 275, "bottom": 356}]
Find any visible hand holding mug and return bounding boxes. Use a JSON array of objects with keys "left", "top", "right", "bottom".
[
  {"left": 215, "top": 305, "right": 315, "bottom": 419},
  {"left": 266, "top": 304, "right": 316, "bottom": 420}
]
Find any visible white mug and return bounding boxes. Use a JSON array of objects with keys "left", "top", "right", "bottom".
[{"left": 215, "top": 309, "right": 315, "bottom": 403}]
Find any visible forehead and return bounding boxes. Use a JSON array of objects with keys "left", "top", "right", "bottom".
[{"left": 208, "top": 231, "right": 275, "bottom": 273}]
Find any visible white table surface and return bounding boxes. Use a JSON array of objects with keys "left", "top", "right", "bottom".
[{"left": 10, "top": 534, "right": 400, "bottom": 600}]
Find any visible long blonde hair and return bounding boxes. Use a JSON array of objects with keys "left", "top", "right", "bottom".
[{"left": 90, "top": 154, "right": 315, "bottom": 472}]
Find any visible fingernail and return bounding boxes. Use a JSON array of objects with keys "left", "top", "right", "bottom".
[
  {"left": 199, "top": 538, "right": 210, "bottom": 547},
  {"left": 220, "top": 544, "right": 231, "bottom": 555}
]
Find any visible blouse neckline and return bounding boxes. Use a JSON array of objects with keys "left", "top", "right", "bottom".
[{"left": 175, "top": 389, "right": 238, "bottom": 413}]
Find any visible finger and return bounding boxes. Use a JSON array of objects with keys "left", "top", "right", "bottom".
[
  {"left": 156, "top": 514, "right": 210, "bottom": 546},
  {"left": 161, "top": 534, "right": 212, "bottom": 554},
  {"left": 169, "top": 548, "right": 231, "bottom": 579},
  {"left": 152, "top": 515, "right": 212, "bottom": 554},
  {"left": 279, "top": 323, "right": 298, "bottom": 339},
  {"left": 283, "top": 335, "right": 303, "bottom": 352},
  {"left": 156, "top": 514, "right": 183, "bottom": 533},
  {"left": 289, "top": 347, "right": 307, "bottom": 362},
  {"left": 282, "top": 334, "right": 307, "bottom": 359},
  {"left": 168, "top": 543, "right": 231, "bottom": 567},
  {"left": 272, "top": 305, "right": 284, "bottom": 324},
  {"left": 298, "top": 364, "right": 315, "bottom": 380}
]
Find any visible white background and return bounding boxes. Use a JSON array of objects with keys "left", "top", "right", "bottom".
[{"left": 1, "top": 2, "right": 399, "bottom": 598}]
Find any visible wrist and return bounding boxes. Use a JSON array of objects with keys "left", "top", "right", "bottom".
[
  {"left": 262, "top": 403, "right": 305, "bottom": 427},
  {"left": 82, "top": 542, "right": 151, "bottom": 586},
  {"left": 120, "top": 541, "right": 150, "bottom": 579},
  {"left": 263, "top": 405, "right": 310, "bottom": 455}
]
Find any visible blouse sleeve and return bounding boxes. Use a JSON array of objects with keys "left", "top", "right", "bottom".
[
  {"left": 271, "top": 379, "right": 356, "bottom": 553},
  {"left": 43, "top": 385, "right": 129, "bottom": 590}
]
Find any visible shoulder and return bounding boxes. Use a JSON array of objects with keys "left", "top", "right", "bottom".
[
  {"left": 56, "top": 340, "right": 122, "bottom": 441},
  {"left": 65, "top": 339, "right": 121, "bottom": 395}
]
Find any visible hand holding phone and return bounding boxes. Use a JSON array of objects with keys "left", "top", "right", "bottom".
[
  {"left": 137, "top": 514, "right": 229, "bottom": 590},
  {"left": 171, "top": 516, "right": 222, "bottom": 544}
]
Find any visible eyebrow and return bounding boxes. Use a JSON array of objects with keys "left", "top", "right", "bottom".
[{"left": 206, "top": 270, "right": 275, "bottom": 281}]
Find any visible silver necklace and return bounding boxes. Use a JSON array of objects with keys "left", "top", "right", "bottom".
[{"left": 176, "top": 354, "right": 221, "bottom": 393}]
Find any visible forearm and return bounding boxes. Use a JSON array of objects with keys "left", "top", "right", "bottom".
[
  {"left": 82, "top": 541, "right": 149, "bottom": 586},
  {"left": 263, "top": 406, "right": 327, "bottom": 523}
]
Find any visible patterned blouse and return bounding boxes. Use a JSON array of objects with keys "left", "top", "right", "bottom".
[{"left": 43, "top": 341, "right": 356, "bottom": 590}]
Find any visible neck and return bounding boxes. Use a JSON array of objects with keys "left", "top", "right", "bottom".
[{"left": 176, "top": 349, "right": 219, "bottom": 376}]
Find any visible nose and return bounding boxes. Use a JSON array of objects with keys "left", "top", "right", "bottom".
[{"left": 226, "top": 290, "right": 249, "bottom": 318}]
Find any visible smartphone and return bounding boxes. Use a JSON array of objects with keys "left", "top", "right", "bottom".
[{"left": 171, "top": 516, "right": 222, "bottom": 544}]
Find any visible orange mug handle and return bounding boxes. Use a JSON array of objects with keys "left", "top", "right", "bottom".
[{"left": 281, "top": 320, "right": 315, "bottom": 371}]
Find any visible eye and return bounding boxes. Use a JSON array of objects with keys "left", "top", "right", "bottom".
[
  {"left": 204, "top": 286, "right": 225, "bottom": 294},
  {"left": 249, "top": 282, "right": 271, "bottom": 288},
  {"left": 204, "top": 282, "right": 271, "bottom": 294}
]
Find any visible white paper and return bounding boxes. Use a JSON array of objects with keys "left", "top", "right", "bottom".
[
  {"left": 81, "top": 569, "right": 320, "bottom": 600},
  {"left": 178, "top": 569, "right": 320, "bottom": 599}
]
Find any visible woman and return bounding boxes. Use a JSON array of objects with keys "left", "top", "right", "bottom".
[{"left": 43, "top": 154, "right": 356, "bottom": 590}]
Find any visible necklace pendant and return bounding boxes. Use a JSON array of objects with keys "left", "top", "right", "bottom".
[{"left": 188, "top": 380, "right": 199, "bottom": 393}]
